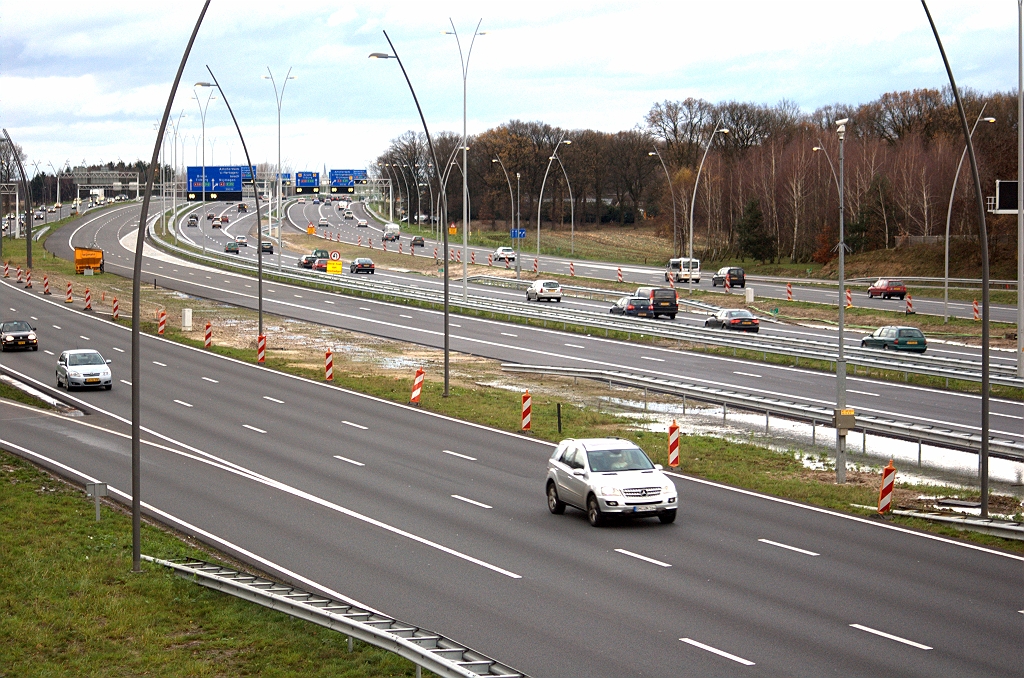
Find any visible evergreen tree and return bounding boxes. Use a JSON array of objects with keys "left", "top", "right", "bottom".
[{"left": 735, "top": 199, "right": 775, "bottom": 263}]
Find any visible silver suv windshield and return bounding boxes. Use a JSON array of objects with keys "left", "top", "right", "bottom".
[{"left": 587, "top": 447, "right": 655, "bottom": 473}]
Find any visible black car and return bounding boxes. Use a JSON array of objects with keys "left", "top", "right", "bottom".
[
  {"left": 298, "top": 254, "right": 318, "bottom": 268},
  {"left": 610, "top": 296, "right": 654, "bottom": 317},
  {"left": 260, "top": 241, "right": 274, "bottom": 254},
  {"left": 704, "top": 308, "right": 760, "bottom": 332},
  {"left": 711, "top": 267, "right": 746, "bottom": 288},
  {"left": 350, "top": 258, "right": 375, "bottom": 274},
  {"left": 410, "top": 236, "right": 425, "bottom": 247},
  {"left": 1, "top": 320, "right": 38, "bottom": 351},
  {"left": 634, "top": 287, "right": 678, "bottom": 319}
]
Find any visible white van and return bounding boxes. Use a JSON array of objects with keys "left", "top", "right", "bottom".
[
  {"left": 666, "top": 257, "right": 700, "bottom": 283},
  {"left": 383, "top": 223, "right": 400, "bottom": 242}
]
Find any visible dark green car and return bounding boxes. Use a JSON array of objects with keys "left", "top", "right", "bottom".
[{"left": 860, "top": 326, "right": 927, "bottom": 353}]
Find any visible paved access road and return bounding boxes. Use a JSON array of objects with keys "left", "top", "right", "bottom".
[{"left": 1, "top": 277, "right": 1022, "bottom": 677}]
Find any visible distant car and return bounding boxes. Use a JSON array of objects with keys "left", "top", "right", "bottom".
[
  {"left": 206, "top": 212, "right": 216, "bottom": 220},
  {"left": 493, "top": 246, "right": 516, "bottom": 262},
  {"left": 187, "top": 215, "right": 199, "bottom": 227},
  {"left": 410, "top": 236, "right": 425, "bottom": 247},
  {"left": 704, "top": 308, "right": 759, "bottom": 332},
  {"left": 337, "top": 203, "right": 344, "bottom": 210},
  {"left": 1, "top": 320, "right": 38, "bottom": 351},
  {"left": 313, "top": 198, "right": 321, "bottom": 205},
  {"left": 312, "top": 258, "right": 328, "bottom": 272},
  {"left": 634, "top": 286, "right": 678, "bottom": 319},
  {"left": 860, "top": 326, "right": 927, "bottom": 352},
  {"left": 298, "top": 254, "right": 318, "bottom": 268},
  {"left": 260, "top": 241, "right": 274, "bottom": 253},
  {"left": 312, "top": 249, "right": 329, "bottom": 259},
  {"left": 318, "top": 217, "right": 329, "bottom": 226},
  {"left": 237, "top": 203, "right": 248, "bottom": 213},
  {"left": 357, "top": 219, "right": 368, "bottom": 227},
  {"left": 711, "top": 267, "right": 745, "bottom": 288},
  {"left": 867, "top": 278, "right": 907, "bottom": 300},
  {"left": 298, "top": 197, "right": 306, "bottom": 204},
  {"left": 56, "top": 349, "right": 112, "bottom": 390},
  {"left": 546, "top": 438, "right": 678, "bottom": 527},
  {"left": 234, "top": 235, "right": 248, "bottom": 247},
  {"left": 344, "top": 210, "right": 354, "bottom": 220},
  {"left": 609, "top": 296, "right": 654, "bottom": 317},
  {"left": 47, "top": 206, "right": 56, "bottom": 213},
  {"left": 350, "top": 257, "right": 375, "bottom": 274},
  {"left": 527, "top": 280, "right": 562, "bottom": 302},
  {"left": 225, "top": 242, "right": 240, "bottom": 253},
  {"left": 220, "top": 215, "right": 229, "bottom": 224}
]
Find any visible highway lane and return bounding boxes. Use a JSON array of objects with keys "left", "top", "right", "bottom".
[
  {"left": 1, "top": 282, "right": 1022, "bottom": 677},
  {"left": 40, "top": 206, "right": 1024, "bottom": 445}
]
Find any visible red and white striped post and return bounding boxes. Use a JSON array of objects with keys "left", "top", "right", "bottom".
[
  {"left": 667, "top": 275, "right": 675, "bottom": 290},
  {"left": 973, "top": 299, "right": 980, "bottom": 321},
  {"left": 724, "top": 275, "right": 731, "bottom": 292},
  {"left": 24, "top": 270, "right": 32, "bottom": 288},
  {"left": 358, "top": 235, "right": 362, "bottom": 247},
  {"left": 409, "top": 367, "right": 424, "bottom": 405},
  {"left": 786, "top": 282, "right": 792, "bottom": 301},
  {"left": 905, "top": 294, "right": 914, "bottom": 315},
  {"left": 533, "top": 258, "right": 538, "bottom": 274},
  {"left": 42, "top": 274, "right": 51, "bottom": 295},
  {"left": 369, "top": 239, "right": 374, "bottom": 250},
  {"left": 505, "top": 257, "right": 510, "bottom": 269},
  {"left": 257, "top": 334, "right": 266, "bottom": 364},
  {"left": 845, "top": 288, "right": 852, "bottom": 308},
  {"left": 325, "top": 350, "right": 334, "bottom": 381},
  {"left": 521, "top": 389, "right": 532, "bottom": 431},
  {"left": 877, "top": 460, "right": 896, "bottom": 514},
  {"left": 65, "top": 282, "right": 73, "bottom": 303},
  {"left": 2, "top": 261, "right": 8, "bottom": 278},
  {"left": 449, "top": 248, "right": 455, "bottom": 261},
  {"left": 667, "top": 420, "right": 680, "bottom": 468},
  {"left": 456, "top": 249, "right": 461, "bottom": 263},
  {"left": 15, "top": 265, "right": 23, "bottom": 282},
  {"left": 204, "top": 321, "right": 212, "bottom": 348},
  {"left": 382, "top": 241, "right": 388, "bottom": 252},
  {"left": 111, "top": 297, "right": 119, "bottom": 320},
  {"left": 157, "top": 309, "right": 166, "bottom": 334},
  {"left": 470, "top": 250, "right": 476, "bottom": 265},
  {"left": 84, "top": 288, "right": 92, "bottom": 310},
  {"left": 434, "top": 246, "right": 439, "bottom": 261},
  {"left": 487, "top": 253, "right": 493, "bottom": 266},
  {"left": 617, "top": 267, "right": 623, "bottom": 283},
  {"left": 569, "top": 261, "right": 575, "bottom": 277},
  {"left": 398, "top": 242, "right": 403, "bottom": 255}
]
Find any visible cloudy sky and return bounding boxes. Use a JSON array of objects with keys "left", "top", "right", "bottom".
[{"left": 0, "top": 1, "right": 1018, "bottom": 175}]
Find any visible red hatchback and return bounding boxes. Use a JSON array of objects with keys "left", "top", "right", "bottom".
[
  {"left": 867, "top": 278, "right": 907, "bottom": 300},
  {"left": 312, "top": 258, "right": 328, "bottom": 272}
]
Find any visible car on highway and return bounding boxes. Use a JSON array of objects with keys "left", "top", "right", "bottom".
[
  {"left": 224, "top": 241, "right": 240, "bottom": 253},
  {"left": 357, "top": 219, "right": 368, "bottom": 227},
  {"left": 313, "top": 198, "right": 321, "bottom": 205},
  {"left": 546, "top": 438, "right": 677, "bottom": 526},
  {"left": 237, "top": 203, "right": 248, "bottom": 213},
  {"left": 711, "top": 266, "right": 746, "bottom": 288},
  {"left": 312, "top": 248, "right": 329, "bottom": 259},
  {"left": 56, "top": 349, "right": 112, "bottom": 390},
  {"left": 206, "top": 212, "right": 216, "bottom": 220},
  {"left": 382, "top": 224, "right": 400, "bottom": 242},
  {"left": 493, "top": 246, "right": 516, "bottom": 262},
  {"left": 298, "top": 254, "right": 318, "bottom": 268},
  {"left": 860, "top": 325, "right": 927, "bottom": 352},
  {"left": 298, "top": 197, "right": 306, "bottom": 204},
  {"left": 337, "top": 202, "right": 345, "bottom": 210},
  {"left": 234, "top": 235, "right": 248, "bottom": 247},
  {"left": 220, "top": 215, "right": 229, "bottom": 224},
  {"left": 187, "top": 214, "right": 199, "bottom": 227},
  {"left": 47, "top": 206, "right": 56, "bottom": 213},
  {"left": 526, "top": 280, "right": 563, "bottom": 302},
  {"left": 635, "top": 287, "right": 678, "bottom": 319},
  {"left": 344, "top": 210, "right": 355, "bottom": 219},
  {"left": 704, "top": 308, "right": 760, "bottom": 332},
  {"left": 260, "top": 241, "right": 274, "bottom": 254},
  {"left": 609, "top": 295, "right": 654, "bottom": 317},
  {"left": 867, "top": 278, "right": 907, "bottom": 300},
  {"left": 318, "top": 217, "right": 329, "bottom": 226},
  {"left": 350, "top": 257, "right": 375, "bottom": 274},
  {"left": 312, "top": 258, "right": 328, "bottom": 272},
  {"left": 410, "top": 236, "right": 425, "bottom": 247},
  {"left": 1, "top": 320, "right": 38, "bottom": 352}
]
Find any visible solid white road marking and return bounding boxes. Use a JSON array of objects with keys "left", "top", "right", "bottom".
[
  {"left": 501, "top": 332, "right": 518, "bottom": 337},
  {"left": 641, "top": 356, "right": 664, "bottom": 362},
  {"left": 443, "top": 449, "right": 477, "bottom": 461},
  {"left": 324, "top": 300, "right": 334, "bottom": 304},
  {"left": 733, "top": 371, "right": 762, "bottom": 378},
  {"left": 243, "top": 424, "right": 266, "bottom": 434},
  {"left": 680, "top": 638, "right": 755, "bottom": 666},
  {"left": 52, "top": 325, "right": 61, "bottom": 330},
  {"left": 263, "top": 396, "right": 284, "bottom": 404},
  {"left": 202, "top": 377, "right": 218, "bottom": 383},
  {"left": 120, "top": 379, "right": 132, "bottom": 386},
  {"left": 112, "top": 347, "right": 125, "bottom": 353},
  {"left": 43, "top": 349, "right": 54, "bottom": 355},
  {"left": 341, "top": 420, "right": 368, "bottom": 430},
  {"left": 173, "top": 399, "right": 193, "bottom": 408},
  {"left": 451, "top": 495, "right": 492, "bottom": 509},
  {"left": 333, "top": 455, "right": 365, "bottom": 467},
  {"left": 848, "top": 389, "right": 880, "bottom": 397},
  {"left": 615, "top": 548, "right": 671, "bottom": 567},
  {"left": 849, "top": 624, "right": 932, "bottom": 650},
  {"left": 359, "top": 307, "right": 372, "bottom": 311},
  {"left": 758, "top": 538, "right": 819, "bottom": 556},
  {"left": 152, "top": 361, "right": 167, "bottom": 367},
  {"left": 400, "top": 314, "right": 412, "bottom": 318},
  {"left": 565, "top": 343, "right": 585, "bottom": 349},
  {"left": 79, "top": 335, "right": 90, "bottom": 341},
  {"left": 450, "top": 323, "right": 461, "bottom": 327}
]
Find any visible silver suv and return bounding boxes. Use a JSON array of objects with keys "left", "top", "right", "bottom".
[{"left": 546, "top": 438, "right": 678, "bottom": 526}]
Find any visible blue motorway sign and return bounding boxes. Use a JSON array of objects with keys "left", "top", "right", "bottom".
[
  {"left": 295, "top": 171, "right": 319, "bottom": 188},
  {"left": 510, "top": 228, "right": 526, "bottom": 239},
  {"left": 187, "top": 166, "right": 244, "bottom": 193}
]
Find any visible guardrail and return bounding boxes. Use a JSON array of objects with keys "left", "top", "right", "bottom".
[
  {"left": 143, "top": 556, "right": 527, "bottom": 678},
  {"left": 146, "top": 229, "right": 1023, "bottom": 389},
  {"left": 499, "top": 363, "right": 1024, "bottom": 462}
]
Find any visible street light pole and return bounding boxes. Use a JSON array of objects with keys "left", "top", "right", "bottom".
[
  {"left": 554, "top": 156, "right": 574, "bottom": 255},
  {"left": 492, "top": 156, "right": 516, "bottom": 273},
  {"left": 1018, "top": 0, "right": 1023, "bottom": 378},
  {"left": 193, "top": 87, "right": 216, "bottom": 255},
  {"left": 649, "top": 148, "right": 678, "bottom": 256},
  {"left": 264, "top": 66, "right": 295, "bottom": 272},
  {"left": 836, "top": 118, "right": 849, "bottom": 484},
  {"left": 944, "top": 108, "right": 995, "bottom": 322},
  {"left": 537, "top": 134, "right": 571, "bottom": 257},
  {"left": 688, "top": 120, "right": 729, "bottom": 294},
  {"left": 516, "top": 171, "right": 521, "bottom": 279}
]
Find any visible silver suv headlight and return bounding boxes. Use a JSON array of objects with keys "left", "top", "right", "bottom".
[{"left": 599, "top": 486, "right": 622, "bottom": 497}]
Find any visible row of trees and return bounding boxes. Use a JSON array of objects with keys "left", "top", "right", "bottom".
[{"left": 372, "top": 87, "right": 1019, "bottom": 264}]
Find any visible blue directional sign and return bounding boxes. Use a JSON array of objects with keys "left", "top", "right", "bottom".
[
  {"left": 510, "top": 228, "right": 526, "bottom": 239},
  {"left": 295, "top": 171, "right": 320, "bottom": 194},
  {"left": 186, "top": 166, "right": 245, "bottom": 201}
]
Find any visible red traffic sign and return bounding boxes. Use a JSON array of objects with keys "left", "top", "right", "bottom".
[{"left": 329, "top": 250, "right": 341, "bottom": 261}]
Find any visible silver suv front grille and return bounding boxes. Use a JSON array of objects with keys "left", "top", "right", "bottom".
[{"left": 622, "top": 487, "right": 661, "bottom": 498}]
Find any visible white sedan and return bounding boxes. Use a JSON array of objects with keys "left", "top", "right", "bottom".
[
  {"left": 493, "top": 246, "right": 516, "bottom": 262},
  {"left": 357, "top": 219, "right": 368, "bottom": 227},
  {"left": 56, "top": 349, "right": 113, "bottom": 391},
  {"left": 235, "top": 235, "right": 248, "bottom": 246}
]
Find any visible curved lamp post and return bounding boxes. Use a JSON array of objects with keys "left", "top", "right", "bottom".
[
  {"left": 944, "top": 109, "right": 995, "bottom": 322},
  {"left": 263, "top": 67, "right": 295, "bottom": 272},
  {"left": 492, "top": 156, "right": 518, "bottom": 277},
  {"left": 687, "top": 121, "right": 728, "bottom": 294},
  {"left": 649, "top": 148, "right": 678, "bottom": 256},
  {"left": 191, "top": 86, "right": 217, "bottom": 255},
  {"left": 537, "top": 135, "right": 571, "bottom": 256},
  {"left": 554, "top": 156, "right": 574, "bottom": 255}
]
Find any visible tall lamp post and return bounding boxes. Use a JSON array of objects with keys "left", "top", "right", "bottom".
[
  {"left": 492, "top": 156, "right": 517, "bottom": 277},
  {"left": 192, "top": 86, "right": 216, "bottom": 255},
  {"left": 943, "top": 109, "right": 995, "bottom": 322},
  {"left": 649, "top": 148, "right": 678, "bottom": 256},
  {"left": 688, "top": 121, "right": 729, "bottom": 293},
  {"left": 537, "top": 135, "right": 571, "bottom": 256},
  {"left": 1018, "top": 0, "right": 1023, "bottom": 378},
  {"left": 263, "top": 66, "right": 295, "bottom": 272},
  {"left": 554, "top": 156, "right": 575, "bottom": 255},
  {"left": 169, "top": 109, "right": 186, "bottom": 245},
  {"left": 445, "top": 18, "right": 485, "bottom": 302}
]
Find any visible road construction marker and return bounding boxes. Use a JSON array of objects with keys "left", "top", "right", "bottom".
[
  {"left": 111, "top": 297, "right": 119, "bottom": 320},
  {"left": 325, "top": 350, "right": 334, "bottom": 380},
  {"left": 877, "top": 460, "right": 896, "bottom": 514},
  {"left": 84, "top": 288, "right": 92, "bottom": 310},
  {"left": 204, "top": 321, "right": 212, "bottom": 348},
  {"left": 668, "top": 420, "right": 680, "bottom": 467},
  {"left": 521, "top": 389, "right": 532, "bottom": 431},
  {"left": 256, "top": 333, "right": 266, "bottom": 364},
  {"left": 409, "top": 367, "right": 424, "bottom": 405},
  {"left": 786, "top": 282, "right": 792, "bottom": 301},
  {"left": 157, "top": 309, "right": 166, "bottom": 334}
]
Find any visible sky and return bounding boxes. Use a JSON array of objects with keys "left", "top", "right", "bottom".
[{"left": 0, "top": 1, "right": 1018, "bottom": 176}]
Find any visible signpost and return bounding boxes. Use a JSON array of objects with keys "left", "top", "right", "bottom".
[
  {"left": 326, "top": 261, "right": 343, "bottom": 274},
  {"left": 329, "top": 169, "right": 368, "bottom": 194},
  {"left": 186, "top": 165, "right": 246, "bottom": 201},
  {"left": 295, "top": 171, "right": 320, "bottom": 195}
]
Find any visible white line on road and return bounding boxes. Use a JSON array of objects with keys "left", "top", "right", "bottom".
[
  {"left": 30, "top": 316, "right": 37, "bottom": 320},
  {"left": 243, "top": 424, "right": 266, "bottom": 434},
  {"left": 333, "top": 455, "right": 365, "bottom": 467},
  {"left": 615, "top": 548, "right": 671, "bottom": 567},
  {"left": 443, "top": 449, "right": 477, "bottom": 461},
  {"left": 758, "top": 538, "right": 819, "bottom": 556},
  {"left": 500, "top": 332, "right": 518, "bottom": 337},
  {"left": 120, "top": 379, "right": 132, "bottom": 386},
  {"left": 43, "top": 349, "right": 54, "bottom": 355},
  {"left": 294, "top": 294, "right": 302, "bottom": 298},
  {"left": 679, "top": 638, "right": 755, "bottom": 666},
  {"left": 112, "top": 347, "right": 125, "bottom": 353},
  {"left": 641, "top": 356, "right": 665, "bottom": 362},
  {"left": 848, "top": 389, "right": 880, "bottom": 397},
  {"left": 263, "top": 396, "right": 284, "bottom": 404},
  {"left": 733, "top": 371, "right": 762, "bottom": 378},
  {"left": 202, "top": 377, "right": 218, "bottom": 383},
  {"left": 152, "top": 361, "right": 167, "bottom": 367},
  {"left": 849, "top": 624, "right": 932, "bottom": 650},
  {"left": 79, "top": 335, "right": 90, "bottom": 341},
  {"left": 52, "top": 325, "right": 61, "bottom": 330},
  {"left": 450, "top": 323, "right": 461, "bottom": 327},
  {"left": 359, "top": 307, "right": 372, "bottom": 311},
  {"left": 341, "top": 420, "right": 368, "bottom": 430},
  {"left": 324, "top": 300, "right": 334, "bottom": 304},
  {"left": 451, "top": 495, "right": 492, "bottom": 509},
  {"left": 565, "top": 343, "right": 585, "bottom": 348},
  {"left": 400, "top": 314, "right": 412, "bottom": 318},
  {"left": 173, "top": 400, "right": 193, "bottom": 408}
]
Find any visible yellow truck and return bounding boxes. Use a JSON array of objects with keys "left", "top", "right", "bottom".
[{"left": 74, "top": 247, "right": 104, "bottom": 274}]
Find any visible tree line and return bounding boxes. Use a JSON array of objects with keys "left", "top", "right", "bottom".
[{"left": 373, "top": 86, "right": 1019, "bottom": 264}]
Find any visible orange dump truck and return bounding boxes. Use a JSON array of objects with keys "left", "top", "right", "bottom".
[{"left": 74, "top": 247, "right": 104, "bottom": 274}]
